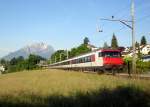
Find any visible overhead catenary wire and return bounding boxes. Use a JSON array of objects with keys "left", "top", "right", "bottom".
[
  {"left": 95, "top": 0, "right": 150, "bottom": 48},
  {"left": 99, "top": 0, "right": 150, "bottom": 29},
  {"left": 136, "top": 14, "right": 150, "bottom": 24}
]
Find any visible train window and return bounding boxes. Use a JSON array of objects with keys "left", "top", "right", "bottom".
[
  {"left": 82, "top": 57, "right": 85, "bottom": 63},
  {"left": 75, "top": 59, "right": 79, "bottom": 64},
  {"left": 99, "top": 52, "right": 102, "bottom": 57},
  {"left": 100, "top": 52, "right": 121, "bottom": 57},
  {"left": 79, "top": 58, "right": 82, "bottom": 63},
  {"left": 84, "top": 56, "right": 91, "bottom": 62},
  {"left": 87, "top": 56, "right": 91, "bottom": 62}
]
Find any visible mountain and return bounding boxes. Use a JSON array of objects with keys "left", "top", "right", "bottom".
[{"left": 3, "top": 42, "right": 55, "bottom": 60}]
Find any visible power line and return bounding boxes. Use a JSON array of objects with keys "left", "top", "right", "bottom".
[
  {"left": 96, "top": 2, "right": 131, "bottom": 31},
  {"left": 99, "top": 0, "right": 150, "bottom": 29},
  {"left": 98, "top": 26, "right": 126, "bottom": 45},
  {"left": 111, "top": 2, "right": 131, "bottom": 18},
  {"left": 136, "top": 1, "right": 150, "bottom": 12},
  {"left": 136, "top": 14, "right": 150, "bottom": 24}
]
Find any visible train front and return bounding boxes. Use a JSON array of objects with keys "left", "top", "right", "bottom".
[{"left": 100, "top": 49, "right": 124, "bottom": 70}]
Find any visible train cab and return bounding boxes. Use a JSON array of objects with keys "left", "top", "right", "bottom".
[{"left": 98, "top": 50, "right": 124, "bottom": 70}]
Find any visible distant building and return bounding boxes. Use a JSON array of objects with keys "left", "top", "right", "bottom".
[
  {"left": 87, "top": 44, "right": 98, "bottom": 51},
  {"left": 140, "top": 44, "right": 150, "bottom": 55},
  {"left": 122, "top": 44, "right": 150, "bottom": 58},
  {"left": 0, "top": 65, "right": 5, "bottom": 74},
  {"left": 142, "top": 55, "right": 150, "bottom": 62},
  {"left": 37, "top": 60, "right": 48, "bottom": 68},
  {"left": 118, "top": 47, "right": 125, "bottom": 52},
  {"left": 123, "top": 47, "right": 131, "bottom": 53}
]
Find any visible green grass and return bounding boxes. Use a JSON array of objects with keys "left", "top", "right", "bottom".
[{"left": 0, "top": 69, "right": 150, "bottom": 107}]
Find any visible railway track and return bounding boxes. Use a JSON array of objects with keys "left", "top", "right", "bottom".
[
  {"left": 83, "top": 71, "right": 150, "bottom": 80},
  {"left": 114, "top": 73, "right": 150, "bottom": 80}
]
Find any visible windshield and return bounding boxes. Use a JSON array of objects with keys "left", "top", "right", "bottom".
[{"left": 99, "top": 51, "right": 121, "bottom": 57}]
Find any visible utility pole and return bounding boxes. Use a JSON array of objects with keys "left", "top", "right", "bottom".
[
  {"left": 66, "top": 49, "right": 69, "bottom": 59},
  {"left": 131, "top": 0, "right": 136, "bottom": 75},
  {"left": 55, "top": 56, "right": 56, "bottom": 63},
  {"left": 99, "top": 0, "right": 136, "bottom": 75},
  {"left": 60, "top": 54, "right": 62, "bottom": 62},
  {"left": 59, "top": 50, "right": 69, "bottom": 62},
  {"left": 28, "top": 47, "right": 31, "bottom": 71},
  {"left": 50, "top": 59, "right": 51, "bottom": 64}
]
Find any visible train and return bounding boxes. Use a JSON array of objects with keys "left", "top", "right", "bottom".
[{"left": 49, "top": 49, "right": 124, "bottom": 72}]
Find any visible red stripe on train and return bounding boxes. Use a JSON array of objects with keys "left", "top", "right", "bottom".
[{"left": 103, "top": 57, "right": 124, "bottom": 65}]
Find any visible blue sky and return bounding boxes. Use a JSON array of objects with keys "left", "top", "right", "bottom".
[{"left": 0, "top": 0, "right": 150, "bottom": 57}]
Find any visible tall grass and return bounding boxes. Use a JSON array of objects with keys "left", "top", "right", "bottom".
[{"left": 0, "top": 69, "right": 150, "bottom": 107}]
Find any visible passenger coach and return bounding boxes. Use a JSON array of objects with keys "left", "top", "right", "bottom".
[{"left": 49, "top": 49, "right": 124, "bottom": 72}]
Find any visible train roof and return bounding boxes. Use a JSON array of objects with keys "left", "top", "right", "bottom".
[{"left": 101, "top": 49, "right": 121, "bottom": 52}]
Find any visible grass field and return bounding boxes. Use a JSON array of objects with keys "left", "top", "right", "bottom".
[{"left": 0, "top": 69, "right": 150, "bottom": 107}]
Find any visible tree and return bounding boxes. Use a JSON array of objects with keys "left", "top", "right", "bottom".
[
  {"left": 51, "top": 50, "right": 66, "bottom": 63},
  {"left": 140, "top": 36, "right": 147, "bottom": 45},
  {"left": 10, "top": 57, "right": 17, "bottom": 65},
  {"left": 135, "top": 42, "right": 142, "bottom": 59},
  {"left": 111, "top": 33, "right": 118, "bottom": 49},
  {"left": 69, "top": 48, "right": 77, "bottom": 58},
  {"left": 76, "top": 44, "right": 91, "bottom": 55},
  {"left": 135, "top": 41, "right": 139, "bottom": 48},
  {"left": 17, "top": 56, "right": 24, "bottom": 62},
  {"left": 103, "top": 42, "right": 109, "bottom": 49},
  {"left": 0, "top": 59, "right": 6, "bottom": 65},
  {"left": 27, "top": 54, "right": 45, "bottom": 70},
  {"left": 50, "top": 38, "right": 91, "bottom": 63},
  {"left": 69, "top": 44, "right": 91, "bottom": 58},
  {"left": 83, "top": 37, "right": 89, "bottom": 45}
]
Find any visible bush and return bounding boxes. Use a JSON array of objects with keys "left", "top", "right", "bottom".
[
  {"left": 5, "top": 55, "right": 45, "bottom": 73},
  {"left": 123, "top": 57, "right": 150, "bottom": 73},
  {"left": 136, "top": 60, "right": 150, "bottom": 73}
]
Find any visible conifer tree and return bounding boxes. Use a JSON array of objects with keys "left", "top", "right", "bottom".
[
  {"left": 111, "top": 33, "right": 118, "bottom": 49},
  {"left": 103, "top": 42, "right": 109, "bottom": 49},
  {"left": 140, "top": 36, "right": 147, "bottom": 45},
  {"left": 83, "top": 37, "right": 89, "bottom": 45}
]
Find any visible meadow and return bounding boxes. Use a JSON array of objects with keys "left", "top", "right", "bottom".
[{"left": 0, "top": 69, "right": 150, "bottom": 107}]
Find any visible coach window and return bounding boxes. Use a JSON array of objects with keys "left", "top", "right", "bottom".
[
  {"left": 75, "top": 59, "right": 77, "bottom": 64},
  {"left": 99, "top": 52, "right": 102, "bottom": 57},
  {"left": 85, "top": 57, "right": 88, "bottom": 62},
  {"left": 74, "top": 59, "right": 76, "bottom": 64},
  {"left": 76, "top": 59, "right": 79, "bottom": 64},
  {"left": 87, "top": 56, "right": 91, "bottom": 62},
  {"left": 79, "top": 58, "right": 82, "bottom": 63},
  {"left": 73, "top": 60, "right": 75, "bottom": 64},
  {"left": 67, "top": 61, "right": 70, "bottom": 64},
  {"left": 82, "top": 57, "right": 85, "bottom": 63}
]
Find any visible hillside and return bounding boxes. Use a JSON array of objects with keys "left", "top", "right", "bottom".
[{"left": 0, "top": 69, "right": 150, "bottom": 107}]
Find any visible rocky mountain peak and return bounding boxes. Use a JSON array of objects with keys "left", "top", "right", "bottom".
[{"left": 3, "top": 42, "right": 55, "bottom": 60}]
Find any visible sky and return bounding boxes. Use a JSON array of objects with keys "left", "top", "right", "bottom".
[{"left": 0, "top": 0, "right": 150, "bottom": 57}]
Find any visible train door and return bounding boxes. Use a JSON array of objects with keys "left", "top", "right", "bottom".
[{"left": 95, "top": 51, "right": 103, "bottom": 67}]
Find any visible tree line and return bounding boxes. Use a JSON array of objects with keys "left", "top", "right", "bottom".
[
  {"left": 50, "top": 34, "right": 149, "bottom": 64},
  {"left": 0, "top": 54, "right": 45, "bottom": 73},
  {"left": 103, "top": 34, "right": 148, "bottom": 49},
  {"left": 50, "top": 37, "right": 91, "bottom": 63}
]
